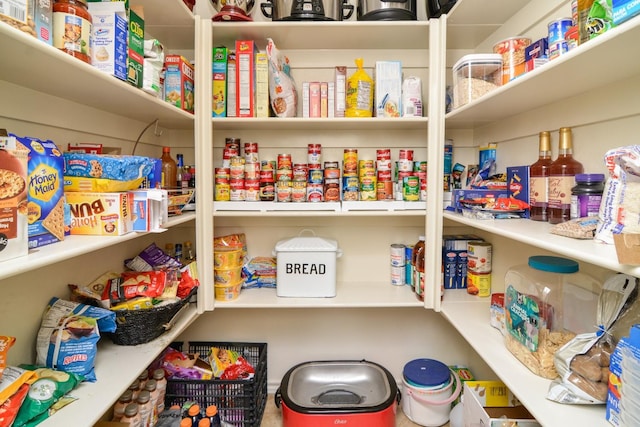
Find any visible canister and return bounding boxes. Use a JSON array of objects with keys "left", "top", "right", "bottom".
[{"left": 493, "top": 37, "right": 531, "bottom": 84}]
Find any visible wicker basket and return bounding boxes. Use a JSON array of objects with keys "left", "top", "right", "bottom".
[{"left": 106, "top": 287, "right": 198, "bottom": 346}]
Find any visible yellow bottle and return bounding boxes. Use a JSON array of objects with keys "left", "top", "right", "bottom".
[{"left": 345, "top": 58, "right": 374, "bottom": 117}]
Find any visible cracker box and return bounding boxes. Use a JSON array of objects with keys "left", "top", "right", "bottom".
[
  {"left": 375, "top": 61, "right": 402, "bottom": 118},
  {"left": 451, "top": 189, "right": 510, "bottom": 212},
  {"left": 255, "top": 52, "right": 269, "bottom": 118},
  {"left": 127, "top": 6, "right": 144, "bottom": 88},
  {"left": 17, "top": 135, "right": 65, "bottom": 248},
  {"left": 0, "top": 132, "right": 29, "bottom": 262},
  {"left": 524, "top": 38, "right": 548, "bottom": 72},
  {"left": 164, "top": 54, "right": 195, "bottom": 114},
  {"left": 87, "top": 1, "right": 127, "bottom": 81},
  {"left": 67, "top": 191, "right": 134, "bottom": 236},
  {"left": 606, "top": 324, "right": 640, "bottom": 426},
  {"left": 0, "top": 0, "right": 53, "bottom": 45},
  {"left": 507, "top": 165, "right": 530, "bottom": 218},
  {"left": 235, "top": 40, "right": 257, "bottom": 117},
  {"left": 613, "top": 0, "right": 640, "bottom": 25},
  {"left": 212, "top": 46, "right": 228, "bottom": 117}
]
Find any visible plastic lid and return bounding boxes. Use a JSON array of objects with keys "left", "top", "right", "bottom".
[
  {"left": 205, "top": 405, "right": 219, "bottom": 416},
  {"left": 144, "top": 379, "right": 157, "bottom": 391},
  {"left": 188, "top": 404, "right": 201, "bottom": 416},
  {"left": 137, "top": 390, "right": 151, "bottom": 404},
  {"left": 403, "top": 358, "right": 450, "bottom": 387},
  {"left": 452, "top": 53, "right": 502, "bottom": 73},
  {"left": 575, "top": 173, "right": 605, "bottom": 183},
  {"left": 528, "top": 256, "right": 578, "bottom": 274},
  {"left": 274, "top": 235, "right": 338, "bottom": 252},
  {"left": 153, "top": 368, "right": 166, "bottom": 380}
]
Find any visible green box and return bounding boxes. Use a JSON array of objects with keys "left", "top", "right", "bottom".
[
  {"left": 212, "top": 46, "right": 228, "bottom": 117},
  {"left": 127, "top": 6, "right": 144, "bottom": 88}
]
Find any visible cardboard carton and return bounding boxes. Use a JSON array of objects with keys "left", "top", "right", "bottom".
[
  {"left": 164, "top": 55, "right": 195, "bottom": 113},
  {"left": 255, "top": 52, "right": 269, "bottom": 118},
  {"left": 212, "top": 46, "right": 228, "bottom": 117},
  {"left": 88, "top": 1, "right": 127, "bottom": 81},
  {"left": 0, "top": 132, "right": 29, "bottom": 262},
  {"left": 235, "top": 40, "right": 257, "bottom": 117},
  {"left": 67, "top": 191, "right": 134, "bottom": 236},
  {"left": 613, "top": 233, "right": 640, "bottom": 265},
  {"left": 463, "top": 382, "right": 540, "bottom": 427},
  {"left": 131, "top": 189, "right": 167, "bottom": 232},
  {"left": 127, "top": 6, "right": 144, "bottom": 88}
]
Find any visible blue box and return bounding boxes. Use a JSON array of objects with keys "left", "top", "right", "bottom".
[
  {"left": 451, "top": 189, "right": 510, "bottom": 212},
  {"left": 88, "top": 2, "right": 128, "bottom": 81},
  {"left": 507, "top": 165, "right": 530, "bottom": 218},
  {"left": 612, "top": 0, "right": 640, "bottom": 25},
  {"left": 607, "top": 324, "right": 640, "bottom": 426}
]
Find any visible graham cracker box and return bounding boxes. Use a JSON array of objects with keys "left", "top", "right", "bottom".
[
  {"left": 87, "top": 1, "right": 127, "bottom": 81},
  {"left": 67, "top": 191, "right": 134, "bottom": 236},
  {"left": 127, "top": 6, "right": 144, "bottom": 88},
  {"left": 235, "top": 40, "right": 257, "bottom": 117},
  {"left": 164, "top": 54, "right": 195, "bottom": 114},
  {"left": 15, "top": 135, "right": 65, "bottom": 248},
  {"left": 212, "top": 46, "right": 228, "bottom": 117},
  {"left": 0, "top": 131, "right": 29, "bottom": 262}
]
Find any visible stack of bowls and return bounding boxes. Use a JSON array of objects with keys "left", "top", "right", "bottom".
[{"left": 213, "top": 248, "right": 244, "bottom": 301}]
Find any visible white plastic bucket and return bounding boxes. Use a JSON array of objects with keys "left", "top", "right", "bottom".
[{"left": 401, "top": 359, "right": 461, "bottom": 427}]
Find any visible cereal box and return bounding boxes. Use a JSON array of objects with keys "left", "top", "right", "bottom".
[
  {"left": 15, "top": 135, "right": 65, "bottom": 248},
  {"left": 0, "top": 131, "right": 29, "bottom": 261},
  {"left": 87, "top": 1, "right": 127, "bottom": 81},
  {"left": 212, "top": 46, "right": 228, "bottom": 117},
  {"left": 66, "top": 191, "right": 134, "bottom": 236},
  {"left": 507, "top": 165, "right": 530, "bottom": 218},
  {"left": 227, "top": 51, "right": 236, "bottom": 118},
  {"left": 127, "top": 6, "right": 144, "bottom": 88},
  {"left": 235, "top": 40, "right": 257, "bottom": 117},
  {"left": 164, "top": 54, "right": 195, "bottom": 114}
]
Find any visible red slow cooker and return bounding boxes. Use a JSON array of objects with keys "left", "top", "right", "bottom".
[{"left": 275, "top": 360, "right": 399, "bottom": 427}]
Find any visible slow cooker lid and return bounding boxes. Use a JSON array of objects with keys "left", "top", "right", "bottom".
[{"left": 403, "top": 358, "right": 450, "bottom": 387}]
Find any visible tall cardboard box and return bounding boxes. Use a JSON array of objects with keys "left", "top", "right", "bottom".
[
  {"left": 227, "top": 51, "right": 237, "bottom": 117},
  {"left": 255, "top": 52, "right": 269, "bottom": 118},
  {"left": 375, "top": 60, "right": 402, "bottom": 118},
  {"left": 235, "top": 40, "right": 257, "bottom": 117},
  {"left": 0, "top": 132, "right": 29, "bottom": 261},
  {"left": 164, "top": 55, "right": 195, "bottom": 114},
  {"left": 127, "top": 6, "right": 144, "bottom": 88},
  {"left": 88, "top": 1, "right": 128, "bottom": 81},
  {"left": 212, "top": 46, "right": 228, "bottom": 117}
]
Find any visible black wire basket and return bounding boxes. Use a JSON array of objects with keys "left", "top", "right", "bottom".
[{"left": 106, "top": 287, "right": 198, "bottom": 346}]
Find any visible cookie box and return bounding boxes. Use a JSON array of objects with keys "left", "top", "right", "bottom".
[
  {"left": 273, "top": 231, "right": 342, "bottom": 298},
  {"left": 16, "top": 135, "right": 65, "bottom": 248},
  {"left": 0, "top": 132, "right": 29, "bottom": 262},
  {"left": 66, "top": 191, "right": 134, "bottom": 236}
]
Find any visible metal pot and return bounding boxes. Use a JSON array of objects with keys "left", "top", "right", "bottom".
[
  {"left": 261, "top": 0, "right": 354, "bottom": 21},
  {"left": 357, "top": 0, "right": 416, "bottom": 20}
]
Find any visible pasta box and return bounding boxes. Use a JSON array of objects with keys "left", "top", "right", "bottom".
[{"left": 273, "top": 231, "right": 342, "bottom": 298}]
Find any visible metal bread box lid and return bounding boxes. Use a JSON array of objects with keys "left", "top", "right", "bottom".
[{"left": 274, "top": 230, "right": 339, "bottom": 253}]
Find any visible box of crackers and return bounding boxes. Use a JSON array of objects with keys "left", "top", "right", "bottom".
[
  {"left": 66, "top": 191, "right": 134, "bottom": 236},
  {"left": 14, "top": 135, "right": 66, "bottom": 248},
  {"left": 0, "top": 131, "right": 29, "bottom": 262}
]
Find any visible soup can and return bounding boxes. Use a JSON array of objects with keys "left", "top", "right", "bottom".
[
  {"left": 308, "top": 143, "right": 322, "bottom": 164},
  {"left": 493, "top": 37, "right": 531, "bottom": 84},
  {"left": 467, "top": 271, "right": 491, "bottom": 297},
  {"left": 391, "top": 265, "right": 405, "bottom": 286},
  {"left": 467, "top": 241, "right": 492, "bottom": 274},
  {"left": 291, "top": 180, "right": 307, "bottom": 202},
  {"left": 390, "top": 244, "right": 406, "bottom": 267},
  {"left": 277, "top": 180, "right": 292, "bottom": 202}
]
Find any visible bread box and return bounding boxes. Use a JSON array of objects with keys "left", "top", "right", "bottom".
[{"left": 273, "top": 230, "right": 342, "bottom": 297}]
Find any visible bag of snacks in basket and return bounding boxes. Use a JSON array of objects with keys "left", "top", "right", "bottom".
[{"left": 548, "top": 273, "right": 638, "bottom": 404}]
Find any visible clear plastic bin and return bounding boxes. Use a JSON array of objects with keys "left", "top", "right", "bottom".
[
  {"left": 452, "top": 53, "right": 502, "bottom": 109},
  {"left": 504, "top": 256, "right": 601, "bottom": 379}
]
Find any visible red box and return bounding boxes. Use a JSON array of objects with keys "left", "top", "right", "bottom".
[{"left": 235, "top": 40, "right": 258, "bottom": 117}]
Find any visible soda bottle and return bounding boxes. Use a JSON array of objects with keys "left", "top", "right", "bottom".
[
  {"left": 161, "top": 147, "right": 177, "bottom": 189},
  {"left": 205, "top": 405, "right": 222, "bottom": 427}
]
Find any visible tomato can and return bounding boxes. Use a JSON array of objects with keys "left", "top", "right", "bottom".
[
  {"left": 493, "top": 37, "right": 532, "bottom": 84},
  {"left": 307, "top": 183, "right": 324, "bottom": 202},
  {"left": 277, "top": 180, "right": 292, "bottom": 202},
  {"left": 324, "top": 179, "right": 340, "bottom": 201},
  {"left": 398, "top": 149, "right": 414, "bottom": 161},
  {"left": 277, "top": 153, "right": 292, "bottom": 170},
  {"left": 244, "top": 161, "right": 260, "bottom": 180},
  {"left": 293, "top": 163, "right": 308, "bottom": 181},
  {"left": 308, "top": 143, "right": 322, "bottom": 164},
  {"left": 229, "top": 178, "right": 245, "bottom": 201},
  {"left": 291, "top": 180, "right": 307, "bottom": 202},
  {"left": 276, "top": 169, "right": 293, "bottom": 181},
  {"left": 245, "top": 179, "right": 260, "bottom": 201},
  {"left": 467, "top": 241, "right": 492, "bottom": 274},
  {"left": 244, "top": 142, "right": 259, "bottom": 163},
  {"left": 467, "top": 271, "right": 491, "bottom": 297}
]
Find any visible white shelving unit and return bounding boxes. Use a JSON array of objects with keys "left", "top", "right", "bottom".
[{"left": 439, "top": 1, "right": 640, "bottom": 426}]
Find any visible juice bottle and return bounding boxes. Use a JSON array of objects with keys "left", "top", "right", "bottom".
[
  {"left": 144, "top": 379, "right": 160, "bottom": 426},
  {"left": 161, "top": 146, "right": 178, "bottom": 189},
  {"left": 152, "top": 368, "right": 167, "bottom": 413},
  {"left": 113, "top": 390, "right": 133, "bottom": 421},
  {"left": 529, "top": 131, "right": 553, "bottom": 221},
  {"left": 120, "top": 402, "right": 142, "bottom": 427},
  {"left": 205, "top": 405, "right": 222, "bottom": 427},
  {"left": 137, "top": 390, "right": 153, "bottom": 427},
  {"left": 412, "top": 236, "right": 426, "bottom": 300},
  {"left": 548, "top": 127, "right": 583, "bottom": 224}
]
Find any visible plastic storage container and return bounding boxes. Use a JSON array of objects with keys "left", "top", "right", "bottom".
[
  {"left": 504, "top": 256, "right": 601, "bottom": 379},
  {"left": 452, "top": 54, "right": 502, "bottom": 109}
]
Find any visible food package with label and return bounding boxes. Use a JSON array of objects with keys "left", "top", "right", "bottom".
[
  {"left": 66, "top": 191, "right": 134, "bottom": 236},
  {"left": 0, "top": 132, "right": 29, "bottom": 262},
  {"left": 63, "top": 152, "right": 155, "bottom": 192},
  {"left": 548, "top": 273, "right": 637, "bottom": 404}
]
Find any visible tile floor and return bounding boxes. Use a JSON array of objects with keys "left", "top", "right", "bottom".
[{"left": 260, "top": 394, "right": 448, "bottom": 427}]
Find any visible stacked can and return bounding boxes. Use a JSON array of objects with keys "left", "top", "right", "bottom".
[
  {"left": 343, "top": 149, "right": 359, "bottom": 201},
  {"left": 214, "top": 167, "right": 230, "bottom": 201},
  {"left": 222, "top": 137, "right": 241, "bottom": 168},
  {"left": 244, "top": 142, "right": 260, "bottom": 201},
  {"left": 548, "top": 18, "right": 573, "bottom": 60},
  {"left": 324, "top": 161, "right": 340, "bottom": 202},
  {"left": 276, "top": 154, "right": 293, "bottom": 202},
  {"left": 466, "top": 241, "right": 492, "bottom": 297},
  {"left": 359, "top": 159, "right": 377, "bottom": 201},
  {"left": 397, "top": 149, "right": 419, "bottom": 202},
  {"left": 229, "top": 155, "right": 245, "bottom": 201},
  {"left": 390, "top": 244, "right": 405, "bottom": 286},
  {"left": 376, "top": 149, "right": 394, "bottom": 201},
  {"left": 414, "top": 160, "right": 427, "bottom": 201}
]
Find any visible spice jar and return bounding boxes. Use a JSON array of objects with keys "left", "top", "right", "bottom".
[{"left": 53, "top": 0, "right": 93, "bottom": 64}]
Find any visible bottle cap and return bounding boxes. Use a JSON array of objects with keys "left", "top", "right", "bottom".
[
  {"left": 153, "top": 368, "right": 166, "bottom": 380},
  {"left": 205, "top": 405, "right": 218, "bottom": 416},
  {"left": 137, "top": 390, "right": 151, "bottom": 404},
  {"left": 575, "top": 173, "right": 605, "bottom": 183},
  {"left": 144, "top": 379, "right": 157, "bottom": 391},
  {"left": 119, "top": 389, "right": 133, "bottom": 403},
  {"left": 188, "top": 404, "right": 201, "bottom": 416},
  {"left": 528, "top": 255, "right": 578, "bottom": 274},
  {"left": 124, "top": 402, "right": 139, "bottom": 417}
]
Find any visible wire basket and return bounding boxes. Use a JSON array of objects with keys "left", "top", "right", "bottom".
[
  {"left": 106, "top": 287, "right": 198, "bottom": 346},
  {"left": 165, "top": 341, "right": 267, "bottom": 427}
]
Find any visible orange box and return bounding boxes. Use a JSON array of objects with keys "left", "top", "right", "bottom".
[
  {"left": 67, "top": 192, "right": 134, "bottom": 236},
  {"left": 164, "top": 54, "right": 195, "bottom": 114},
  {"left": 309, "top": 82, "right": 321, "bottom": 118},
  {"left": 235, "top": 40, "right": 258, "bottom": 117}
]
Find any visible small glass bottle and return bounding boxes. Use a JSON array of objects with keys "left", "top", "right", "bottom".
[
  {"left": 145, "top": 379, "right": 160, "bottom": 426},
  {"left": 174, "top": 243, "right": 183, "bottom": 264},
  {"left": 187, "top": 404, "right": 202, "bottom": 425},
  {"left": 152, "top": 368, "right": 167, "bottom": 414},
  {"left": 120, "top": 402, "right": 142, "bottom": 427},
  {"left": 113, "top": 390, "right": 134, "bottom": 421},
  {"left": 137, "top": 370, "right": 148, "bottom": 391},
  {"left": 128, "top": 379, "right": 141, "bottom": 401},
  {"left": 165, "top": 243, "right": 175, "bottom": 259},
  {"left": 412, "top": 236, "right": 426, "bottom": 300},
  {"left": 161, "top": 147, "right": 178, "bottom": 189},
  {"left": 529, "top": 131, "right": 553, "bottom": 221},
  {"left": 570, "top": 173, "right": 605, "bottom": 219},
  {"left": 176, "top": 154, "right": 185, "bottom": 190},
  {"left": 548, "top": 127, "right": 584, "bottom": 224},
  {"left": 183, "top": 241, "right": 196, "bottom": 264},
  {"left": 136, "top": 390, "right": 153, "bottom": 427},
  {"left": 205, "top": 405, "right": 222, "bottom": 427}
]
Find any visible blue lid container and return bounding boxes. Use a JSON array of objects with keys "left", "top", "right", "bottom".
[{"left": 403, "top": 359, "right": 451, "bottom": 389}]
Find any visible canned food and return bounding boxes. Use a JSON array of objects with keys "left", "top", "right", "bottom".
[
  {"left": 493, "top": 37, "right": 531, "bottom": 84},
  {"left": 343, "top": 149, "right": 358, "bottom": 173},
  {"left": 307, "top": 183, "right": 324, "bottom": 202},
  {"left": 324, "top": 166, "right": 341, "bottom": 179},
  {"left": 324, "top": 179, "right": 340, "bottom": 201},
  {"left": 215, "top": 167, "right": 230, "bottom": 179},
  {"left": 403, "top": 175, "right": 420, "bottom": 201},
  {"left": 398, "top": 149, "right": 414, "bottom": 161},
  {"left": 244, "top": 162, "right": 260, "bottom": 180},
  {"left": 413, "top": 161, "right": 427, "bottom": 173},
  {"left": 277, "top": 153, "right": 292, "bottom": 170},
  {"left": 377, "top": 180, "right": 394, "bottom": 200},
  {"left": 405, "top": 245, "right": 413, "bottom": 288},
  {"left": 390, "top": 244, "right": 405, "bottom": 267},
  {"left": 214, "top": 182, "right": 230, "bottom": 201},
  {"left": 277, "top": 180, "right": 292, "bottom": 202},
  {"left": 467, "top": 241, "right": 492, "bottom": 274},
  {"left": 225, "top": 137, "right": 241, "bottom": 150},
  {"left": 308, "top": 168, "right": 324, "bottom": 184},
  {"left": 244, "top": 142, "right": 259, "bottom": 163},
  {"left": 276, "top": 169, "right": 293, "bottom": 181},
  {"left": 245, "top": 179, "right": 260, "bottom": 201},
  {"left": 397, "top": 159, "right": 414, "bottom": 172},
  {"left": 308, "top": 144, "right": 322, "bottom": 164},
  {"left": 291, "top": 180, "right": 307, "bottom": 202},
  {"left": 229, "top": 178, "right": 245, "bottom": 201},
  {"left": 391, "top": 265, "right": 405, "bottom": 286},
  {"left": 467, "top": 271, "right": 491, "bottom": 297},
  {"left": 261, "top": 160, "right": 276, "bottom": 172},
  {"left": 376, "top": 149, "right": 391, "bottom": 160},
  {"left": 548, "top": 18, "right": 572, "bottom": 45},
  {"left": 293, "top": 164, "right": 308, "bottom": 181}
]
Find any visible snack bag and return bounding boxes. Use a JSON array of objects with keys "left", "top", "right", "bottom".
[
  {"left": 266, "top": 38, "right": 297, "bottom": 118},
  {"left": 0, "top": 337, "right": 15, "bottom": 380},
  {"left": 345, "top": 58, "right": 374, "bottom": 118},
  {"left": 548, "top": 273, "right": 638, "bottom": 404},
  {"left": 36, "top": 298, "right": 117, "bottom": 382}
]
